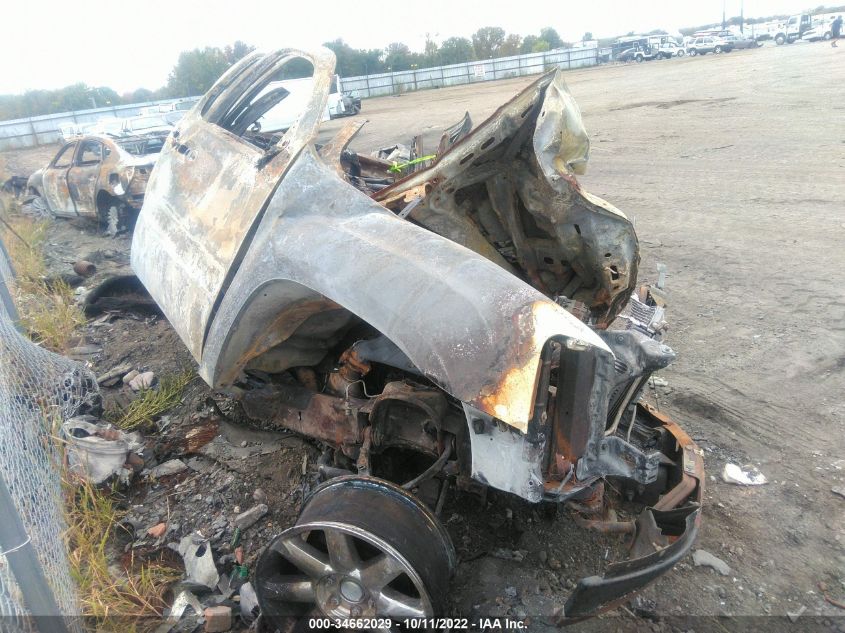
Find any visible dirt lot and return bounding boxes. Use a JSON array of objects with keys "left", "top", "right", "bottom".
[{"left": 2, "top": 40, "right": 844, "bottom": 631}]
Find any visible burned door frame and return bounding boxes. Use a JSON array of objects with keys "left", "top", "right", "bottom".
[
  {"left": 41, "top": 141, "right": 78, "bottom": 216},
  {"left": 131, "top": 48, "right": 336, "bottom": 360},
  {"left": 66, "top": 138, "right": 104, "bottom": 217}
]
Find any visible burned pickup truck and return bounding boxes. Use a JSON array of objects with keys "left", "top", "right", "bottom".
[{"left": 131, "top": 48, "right": 702, "bottom": 625}]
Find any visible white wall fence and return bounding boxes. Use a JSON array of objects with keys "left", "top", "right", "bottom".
[
  {"left": 0, "top": 97, "right": 200, "bottom": 151},
  {"left": 341, "top": 46, "right": 607, "bottom": 98}
]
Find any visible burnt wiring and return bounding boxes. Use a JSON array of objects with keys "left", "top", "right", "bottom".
[{"left": 402, "top": 440, "right": 453, "bottom": 490}]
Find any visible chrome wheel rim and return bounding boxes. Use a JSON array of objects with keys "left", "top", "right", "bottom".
[
  {"left": 256, "top": 476, "right": 454, "bottom": 629},
  {"left": 261, "top": 522, "right": 432, "bottom": 620}
]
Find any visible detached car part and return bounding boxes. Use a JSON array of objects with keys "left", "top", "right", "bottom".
[{"left": 132, "top": 48, "right": 703, "bottom": 623}]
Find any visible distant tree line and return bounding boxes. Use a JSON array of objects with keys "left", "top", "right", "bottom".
[
  {"left": 0, "top": 27, "right": 573, "bottom": 120},
  {"left": 0, "top": 40, "right": 255, "bottom": 121}
]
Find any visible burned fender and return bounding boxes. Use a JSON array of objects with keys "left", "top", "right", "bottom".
[{"left": 201, "top": 145, "right": 610, "bottom": 434}]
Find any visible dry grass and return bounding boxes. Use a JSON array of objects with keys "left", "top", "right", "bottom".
[
  {"left": 1, "top": 194, "right": 183, "bottom": 626},
  {"left": 0, "top": 197, "right": 86, "bottom": 351},
  {"left": 108, "top": 370, "right": 195, "bottom": 431},
  {"left": 65, "top": 479, "right": 181, "bottom": 630}
]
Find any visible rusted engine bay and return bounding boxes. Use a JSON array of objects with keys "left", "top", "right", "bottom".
[{"left": 132, "top": 48, "right": 703, "bottom": 620}]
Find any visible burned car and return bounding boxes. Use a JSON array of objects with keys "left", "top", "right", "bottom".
[
  {"left": 131, "top": 49, "right": 703, "bottom": 624},
  {"left": 26, "top": 133, "right": 166, "bottom": 234}
]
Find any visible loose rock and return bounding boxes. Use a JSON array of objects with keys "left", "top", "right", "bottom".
[
  {"left": 129, "top": 371, "right": 156, "bottom": 391},
  {"left": 693, "top": 549, "right": 731, "bottom": 575},
  {"left": 149, "top": 459, "right": 187, "bottom": 478},
  {"left": 204, "top": 605, "right": 232, "bottom": 632},
  {"left": 96, "top": 362, "right": 133, "bottom": 386},
  {"left": 234, "top": 504, "right": 268, "bottom": 530}
]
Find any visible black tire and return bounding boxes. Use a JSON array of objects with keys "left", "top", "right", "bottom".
[
  {"left": 714, "top": 45, "right": 723, "bottom": 53},
  {"left": 689, "top": 49, "right": 698, "bottom": 56},
  {"left": 824, "top": 32, "right": 832, "bottom": 40},
  {"left": 677, "top": 49, "right": 686, "bottom": 57},
  {"left": 635, "top": 54, "right": 643, "bottom": 63},
  {"left": 775, "top": 34, "right": 786, "bottom": 45}
]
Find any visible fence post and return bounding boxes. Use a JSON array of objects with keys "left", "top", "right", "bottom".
[
  {"left": 28, "top": 118, "right": 37, "bottom": 146},
  {"left": 440, "top": 65, "right": 444, "bottom": 87},
  {"left": 390, "top": 72, "right": 396, "bottom": 95},
  {"left": 364, "top": 73, "right": 371, "bottom": 99},
  {"left": 413, "top": 69, "right": 418, "bottom": 91},
  {"left": 0, "top": 474, "right": 70, "bottom": 633}
]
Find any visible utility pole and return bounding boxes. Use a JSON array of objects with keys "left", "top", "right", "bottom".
[
  {"left": 740, "top": 0, "right": 745, "bottom": 33},
  {"left": 722, "top": 0, "right": 727, "bottom": 29}
]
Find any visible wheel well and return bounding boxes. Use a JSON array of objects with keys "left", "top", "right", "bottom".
[{"left": 96, "top": 191, "right": 121, "bottom": 219}]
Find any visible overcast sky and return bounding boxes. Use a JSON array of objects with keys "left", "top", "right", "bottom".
[{"left": 2, "top": 0, "right": 817, "bottom": 95}]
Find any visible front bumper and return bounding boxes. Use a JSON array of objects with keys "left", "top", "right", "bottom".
[{"left": 560, "top": 402, "right": 704, "bottom": 620}]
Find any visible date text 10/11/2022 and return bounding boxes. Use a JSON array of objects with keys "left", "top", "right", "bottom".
[{"left": 308, "top": 618, "right": 527, "bottom": 629}]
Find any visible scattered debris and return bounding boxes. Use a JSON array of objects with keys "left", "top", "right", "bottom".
[
  {"left": 233, "top": 504, "right": 268, "bottom": 531},
  {"left": 722, "top": 463, "right": 768, "bottom": 485},
  {"left": 149, "top": 458, "right": 188, "bottom": 478},
  {"left": 129, "top": 370, "right": 156, "bottom": 391},
  {"left": 832, "top": 487, "right": 845, "bottom": 501},
  {"left": 185, "top": 420, "right": 220, "bottom": 453},
  {"left": 62, "top": 416, "right": 142, "bottom": 484},
  {"left": 818, "top": 581, "right": 845, "bottom": 610},
  {"left": 158, "top": 589, "right": 203, "bottom": 630},
  {"left": 491, "top": 548, "right": 528, "bottom": 562},
  {"left": 203, "top": 605, "right": 232, "bottom": 632},
  {"left": 122, "top": 369, "right": 140, "bottom": 385},
  {"left": 147, "top": 522, "right": 167, "bottom": 538},
  {"left": 372, "top": 143, "right": 411, "bottom": 163},
  {"left": 73, "top": 260, "right": 96, "bottom": 277},
  {"left": 692, "top": 549, "right": 731, "bottom": 575},
  {"left": 96, "top": 362, "right": 133, "bottom": 387},
  {"left": 67, "top": 344, "right": 102, "bottom": 357},
  {"left": 178, "top": 533, "right": 220, "bottom": 589},
  {"left": 651, "top": 376, "right": 669, "bottom": 387},
  {"left": 239, "top": 582, "right": 259, "bottom": 622}
]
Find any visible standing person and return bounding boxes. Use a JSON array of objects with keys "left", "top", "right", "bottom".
[{"left": 832, "top": 15, "right": 843, "bottom": 47}]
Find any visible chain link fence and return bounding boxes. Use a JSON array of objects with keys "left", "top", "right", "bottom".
[{"left": 0, "top": 234, "right": 94, "bottom": 632}]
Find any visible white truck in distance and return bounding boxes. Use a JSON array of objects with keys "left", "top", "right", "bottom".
[{"left": 255, "top": 74, "right": 361, "bottom": 133}]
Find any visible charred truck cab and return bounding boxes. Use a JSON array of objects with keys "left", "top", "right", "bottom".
[{"left": 132, "top": 48, "right": 703, "bottom": 624}]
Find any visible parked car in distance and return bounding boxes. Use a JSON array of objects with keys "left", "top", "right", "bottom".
[
  {"left": 656, "top": 41, "right": 686, "bottom": 58},
  {"left": 86, "top": 115, "right": 173, "bottom": 138},
  {"left": 687, "top": 36, "right": 733, "bottom": 55},
  {"left": 723, "top": 34, "right": 761, "bottom": 49},
  {"left": 25, "top": 134, "right": 165, "bottom": 234},
  {"left": 617, "top": 43, "right": 658, "bottom": 62}
]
